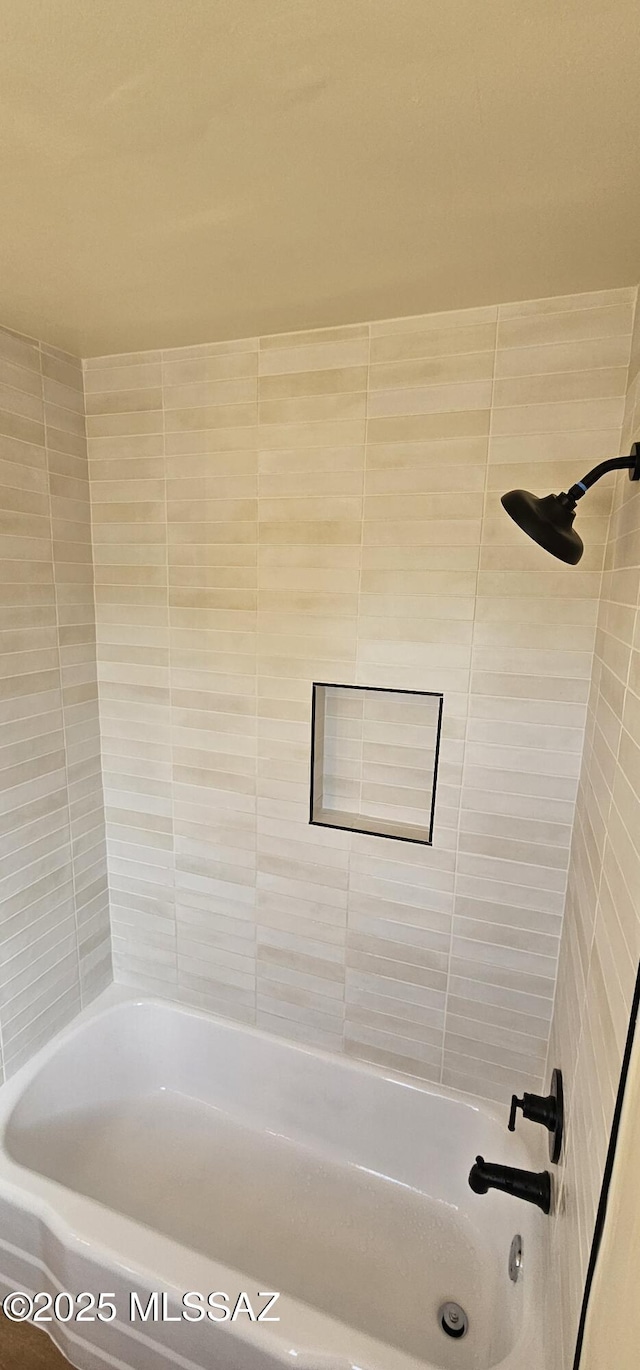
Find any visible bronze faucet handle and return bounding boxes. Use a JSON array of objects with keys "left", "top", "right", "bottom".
[
  {"left": 508, "top": 1094, "right": 525, "bottom": 1132},
  {"left": 506, "top": 1068, "right": 564, "bottom": 1164}
]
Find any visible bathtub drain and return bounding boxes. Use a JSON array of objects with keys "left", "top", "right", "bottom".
[{"left": 438, "top": 1302, "right": 469, "bottom": 1339}]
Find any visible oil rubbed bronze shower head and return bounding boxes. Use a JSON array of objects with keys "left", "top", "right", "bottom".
[{"left": 501, "top": 441, "right": 640, "bottom": 565}]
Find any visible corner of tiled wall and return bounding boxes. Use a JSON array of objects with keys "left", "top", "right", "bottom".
[
  {"left": 544, "top": 281, "right": 640, "bottom": 1370},
  {"left": 0, "top": 323, "right": 109, "bottom": 1078},
  {"left": 49, "top": 343, "right": 110, "bottom": 1005}
]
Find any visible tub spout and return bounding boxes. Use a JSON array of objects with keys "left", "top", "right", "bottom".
[{"left": 468, "top": 1155, "right": 552, "bottom": 1214}]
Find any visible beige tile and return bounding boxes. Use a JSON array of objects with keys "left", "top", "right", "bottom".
[
  {"left": 367, "top": 410, "right": 490, "bottom": 444},
  {"left": 369, "top": 380, "right": 493, "bottom": 417},
  {"left": 491, "top": 397, "right": 625, "bottom": 436},
  {"left": 259, "top": 337, "right": 368, "bottom": 375},
  {"left": 498, "top": 287, "right": 635, "bottom": 318},
  {"left": 5, "top": 288, "right": 635, "bottom": 1263},
  {"left": 162, "top": 337, "right": 257, "bottom": 362},
  {"left": 85, "top": 349, "right": 162, "bottom": 369},
  {"left": 498, "top": 301, "right": 634, "bottom": 348},
  {"left": 0, "top": 328, "right": 41, "bottom": 371},
  {"left": 259, "top": 392, "right": 366, "bottom": 425},
  {"left": 363, "top": 518, "right": 481, "bottom": 547},
  {"left": 85, "top": 388, "right": 163, "bottom": 416},
  {"left": 87, "top": 410, "right": 163, "bottom": 438},
  {"left": 164, "top": 377, "right": 257, "bottom": 408},
  {"left": 370, "top": 351, "right": 494, "bottom": 390},
  {"left": 165, "top": 402, "right": 258, "bottom": 432},
  {"left": 365, "top": 461, "right": 485, "bottom": 496},
  {"left": 259, "top": 519, "right": 361, "bottom": 545},
  {"left": 493, "top": 368, "right": 627, "bottom": 407},
  {"left": 258, "top": 444, "right": 364, "bottom": 475},
  {"left": 165, "top": 451, "right": 257, "bottom": 480},
  {"left": 162, "top": 352, "right": 258, "bottom": 384},
  {"left": 364, "top": 491, "right": 482, "bottom": 521},
  {"left": 495, "top": 335, "right": 632, "bottom": 378},
  {"left": 84, "top": 362, "right": 163, "bottom": 393},
  {"left": 259, "top": 366, "right": 368, "bottom": 400}
]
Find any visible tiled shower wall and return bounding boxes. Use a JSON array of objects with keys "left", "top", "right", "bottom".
[
  {"left": 85, "top": 285, "right": 634, "bottom": 1101},
  {"left": 0, "top": 327, "right": 109, "bottom": 1081},
  {"left": 545, "top": 298, "right": 640, "bottom": 1369}
]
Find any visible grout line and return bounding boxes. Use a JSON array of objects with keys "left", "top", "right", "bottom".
[
  {"left": 335, "top": 327, "right": 371, "bottom": 1056},
  {"left": 255, "top": 358, "right": 263, "bottom": 1029},
  {"left": 41, "top": 346, "right": 84, "bottom": 1012},
  {"left": 441, "top": 311, "right": 498, "bottom": 1084},
  {"left": 161, "top": 353, "right": 179, "bottom": 998},
  {"left": 82, "top": 360, "right": 112, "bottom": 1003}
]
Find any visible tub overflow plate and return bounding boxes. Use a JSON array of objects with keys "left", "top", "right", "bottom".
[{"left": 509, "top": 1233, "right": 523, "bottom": 1283}]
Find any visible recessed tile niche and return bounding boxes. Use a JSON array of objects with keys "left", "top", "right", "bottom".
[{"left": 310, "top": 683, "right": 443, "bottom": 846}]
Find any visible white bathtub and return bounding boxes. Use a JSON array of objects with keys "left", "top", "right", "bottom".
[{"left": 0, "top": 987, "right": 546, "bottom": 1370}]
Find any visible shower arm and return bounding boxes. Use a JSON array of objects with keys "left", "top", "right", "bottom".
[{"left": 562, "top": 442, "right": 640, "bottom": 509}]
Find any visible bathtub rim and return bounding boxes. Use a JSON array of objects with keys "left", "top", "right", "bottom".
[
  {"left": 0, "top": 983, "right": 528, "bottom": 1133},
  {"left": 0, "top": 984, "right": 545, "bottom": 1370}
]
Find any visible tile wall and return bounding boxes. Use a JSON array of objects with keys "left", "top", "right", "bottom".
[
  {"left": 0, "top": 326, "right": 109, "bottom": 1081},
  {"left": 545, "top": 297, "right": 640, "bottom": 1368},
  {"left": 1, "top": 286, "right": 638, "bottom": 1368},
  {"left": 85, "top": 286, "right": 634, "bottom": 1101}
]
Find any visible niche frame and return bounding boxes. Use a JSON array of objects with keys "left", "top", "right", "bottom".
[{"left": 309, "top": 681, "right": 443, "bottom": 847}]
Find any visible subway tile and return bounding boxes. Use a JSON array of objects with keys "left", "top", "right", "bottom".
[
  {"left": 2, "top": 287, "right": 637, "bottom": 1320},
  {"left": 258, "top": 337, "right": 368, "bottom": 375},
  {"left": 497, "top": 301, "right": 634, "bottom": 347},
  {"left": 370, "top": 352, "right": 493, "bottom": 390},
  {"left": 491, "top": 396, "right": 625, "bottom": 436},
  {"left": 493, "top": 367, "right": 627, "bottom": 407},
  {"left": 162, "top": 352, "right": 258, "bottom": 384},
  {"left": 367, "top": 410, "right": 490, "bottom": 444}
]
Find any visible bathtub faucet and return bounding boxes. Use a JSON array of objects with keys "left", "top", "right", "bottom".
[{"left": 468, "top": 1155, "right": 552, "bottom": 1214}]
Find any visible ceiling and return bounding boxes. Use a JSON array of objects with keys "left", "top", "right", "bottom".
[{"left": 0, "top": 0, "right": 639, "bottom": 357}]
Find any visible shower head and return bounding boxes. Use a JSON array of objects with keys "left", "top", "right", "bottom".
[
  {"left": 501, "top": 442, "right": 640, "bottom": 564},
  {"left": 501, "top": 488, "right": 583, "bottom": 564}
]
